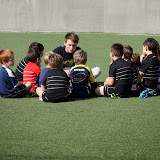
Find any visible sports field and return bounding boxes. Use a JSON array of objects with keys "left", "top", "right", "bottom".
[{"left": 0, "top": 32, "right": 160, "bottom": 160}]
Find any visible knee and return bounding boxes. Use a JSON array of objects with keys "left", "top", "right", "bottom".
[
  {"left": 95, "top": 86, "right": 104, "bottom": 96},
  {"left": 92, "top": 67, "right": 101, "bottom": 78}
]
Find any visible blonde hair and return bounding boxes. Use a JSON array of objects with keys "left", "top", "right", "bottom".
[
  {"left": 0, "top": 49, "right": 15, "bottom": 64},
  {"left": 73, "top": 49, "right": 87, "bottom": 65},
  {"left": 44, "top": 51, "right": 54, "bottom": 65},
  {"left": 46, "top": 53, "right": 63, "bottom": 68}
]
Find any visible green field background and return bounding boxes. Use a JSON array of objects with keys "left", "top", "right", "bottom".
[{"left": 0, "top": 32, "right": 160, "bottom": 160}]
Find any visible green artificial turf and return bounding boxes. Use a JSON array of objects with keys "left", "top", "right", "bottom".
[{"left": 0, "top": 32, "right": 160, "bottom": 160}]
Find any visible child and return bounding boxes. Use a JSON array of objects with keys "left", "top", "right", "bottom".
[
  {"left": 23, "top": 48, "right": 42, "bottom": 93},
  {"left": 69, "top": 49, "right": 98, "bottom": 98},
  {"left": 0, "top": 49, "right": 32, "bottom": 98},
  {"left": 95, "top": 43, "right": 132, "bottom": 98},
  {"left": 36, "top": 54, "right": 70, "bottom": 103},
  {"left": 136, "top": 38, "right": 159, "bottom": 98},
  {"left": 15, "top": 42, "right": 44, "bottom": 81},
  {"left": 53, "top": 32, "right": 101, "bottom": 78},
  {"left": 123, "top": 45, "right": 139, "bottom": 90},
  {"left": 36, "top": 51, "right": 54, "bottom": 87},
  {"left": 157, "top": 49, "right": 160, "bottom": 94},
  {"left": 131, "top": 52, "right": 141, "bottom": 71}
]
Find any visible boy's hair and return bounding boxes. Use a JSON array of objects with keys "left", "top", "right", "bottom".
[
  {"left": 143, "top": 38, "right": 159, "bottom": 53},
  {"left": 43, "top": 51, "right": 55, "bottom": 65},
  {"left": 65, "top": 32, "right": 79, "bottom": 44},
  {"left": 28, "top": 42, "right": 44, "bottom": 52},
  {"left": 73, "top": 49, "right": 87, "bottom": 65},
  {"left": 131, "top": 53, "right": 140, "bottom": 66},
  {"left": 0, "top": 49, "right": 15, "bottom": 64},
  {"left": 48, "top": 54, "right": 63, "bottom": 68},
  {"left": 123, "top": 45, "right": 133, "bottom": 59},
  {"left": 27, "top": 48, "right": 41, "bottom": 62},
  {"left": 111, "top": 43, "right": 124, "bottom": 57}
]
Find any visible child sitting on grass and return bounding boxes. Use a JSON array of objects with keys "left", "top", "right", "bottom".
[
  {"left": 23, "top": 48, "right": 42, "bottom": 94},
  {"left": 0, "top": 49, "right": 32, "bottom": 98},
  {"left": 36, "top": 54, "right": 70, "bottom": 103},
  {"left": 136, "top": 38, "right": 159, "bottom": 98},
  {"left": 156, "top": 49, "right": 160, "bottom": 94},
  {"left": 95, "top": 43, "right": 132, "bottom": 98},
  {"left": 69, "top": 49, "right": 98, "bottom": 98},
  {"left": 15, "top": 42, "right": 44, "bottom": 81},
  {"left": 36, "top": 51, "right": 54, "bottom": 87},
  {"left": 131, "top": 52, "right": 141, "bottom": 71},
  {"left": 122, "top": 45, "right": 140, "bottom": 97}
]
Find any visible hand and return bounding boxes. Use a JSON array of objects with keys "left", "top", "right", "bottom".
[{"left": 140, "top": 53, "right": 147, "bottom": 63}]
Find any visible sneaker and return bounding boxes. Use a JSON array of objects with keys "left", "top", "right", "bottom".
[
  {"left": 149, "top": 90, "right": 157, "bottom": 96},
  {"left": 111, "top": 93, "right": 116, "bottom": 98},
  {"left": 140, "top": 89, "right": 149, "bottom": 98},
  {"left": 110, "top": 93, "right": 121, "bottom": 98}
]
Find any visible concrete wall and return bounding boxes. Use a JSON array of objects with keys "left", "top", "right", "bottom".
[{"left": 0, "top": 0, "right": 160, "bottom": 33}]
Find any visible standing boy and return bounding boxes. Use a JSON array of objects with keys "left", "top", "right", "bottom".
[
  {"left": 36, "top": 54, "right": 70, "bottom": 103},
  {"left": 53, "top": 32, "right": 101, "bottom": 78},
  {"left": 95, "top": 43, "right": 132, "bottom": 98},
  {"left": 136, "top": 38, "right": 159, "bottom": 98},
  {"left": 69, "top": 50, "right": 98, "bottom": 98}
]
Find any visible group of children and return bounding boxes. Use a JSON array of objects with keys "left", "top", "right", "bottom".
[{"left": 0, "top": 32, "right": 160, "bottom": 103}]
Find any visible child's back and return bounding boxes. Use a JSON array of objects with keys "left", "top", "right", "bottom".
[
  {"left": 42, "top": 68, "right": 69, "bottom": 102},
  {"left": 110, "top": 58, "right": 132, "bottom": 96},
  {"left": 69, "top": 50, "right": 97, "bottom": 97},
  {"left": 140, "top": 54, "right": 159, "bottom": 90},
  {"left": 23, "top": 48, "right": 42, "bottom": 92},
  {"left": 69, "top": 64, "right": 95, "bottom": 97},
  {"left": 36, "top": 54, "right": 70, "bottom": 103},
  {"left": 95, "top": 43, "right": 132, "bottom": 98}
]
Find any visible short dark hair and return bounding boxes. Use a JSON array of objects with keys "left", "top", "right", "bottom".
[
  {"left": 27, "top": 48, "right": 41, "bottom": 62},
  {"left": 143, "top": 38, "right": 159, "bottom": 53},
  {"left": 111, "top": 43, "right": 124, "bottom": 57},
  {"left": 65, "top": 32, "right": 79, "bottom": 44},
  {"left": 123, "top": 45, "right": 133, "bottom": 59},
  {"left": 28, "top": 42, "right": 44, "bottom": 52}
]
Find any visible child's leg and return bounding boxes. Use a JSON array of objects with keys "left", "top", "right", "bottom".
[
  {"left": 24, "top": 82, "right": 32, "bottom": 91},
  {"left": 91, "top": 67, "right": 101, "bottom": 78},
  {"left": 95, "top": 86, "right": 104, "bottom": 96},
  {"left": 36, "top": 87, "right": 43, "bottom": 100},
  {"left": 157, "top": 84, "right": 160, "bottom": 94},
  {"left": 63, "top": 67, "right": 71, "bottom": 75}
]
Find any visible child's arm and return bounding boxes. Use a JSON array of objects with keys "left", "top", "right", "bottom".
[
  {"left": 110, "top": 59, "right": 114, "bottom": 65},
  {"left": 104, "top": 77, "right": 114, "bottom": 86},
  {"left": 136, "top": 71, "right": 143, "bottom": 85},
  {"left": 140, "top": 53, "right": 147, "bottom": 63},
  {"left": 16, "top": 81, "right": 23, "bottom": 87},
  {"left": 41, "top": 86, "right": 47, "bottom": 92}
]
